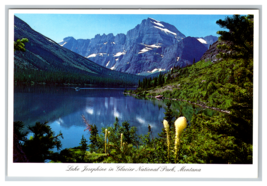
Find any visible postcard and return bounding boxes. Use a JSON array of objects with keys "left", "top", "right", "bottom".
[{"left": 7, "top": 7, "right": 260, "bottom": 180}]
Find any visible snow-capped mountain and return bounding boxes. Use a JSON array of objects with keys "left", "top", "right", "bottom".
[{"left": 59, "top": 18, "right": 217, "bottom": 75}]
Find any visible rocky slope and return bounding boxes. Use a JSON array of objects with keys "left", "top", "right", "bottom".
[
  {"left": 59, "top": 17, "right": 217, "bottom": 74},
  {"left": 200, "top": 40, "right": 231, "bottom": 62}
]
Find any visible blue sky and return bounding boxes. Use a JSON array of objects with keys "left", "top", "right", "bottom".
[{"left": 15, "top": 14, "right": 230, "bottom": 42}]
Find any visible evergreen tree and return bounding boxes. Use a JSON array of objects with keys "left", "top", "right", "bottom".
[
  {"left": 166, "top": 73, "right": 171, "bottom": 83},
  {"left": 89, "top": 125, "right": 100, "bottom": 152},
  {"left": 163, "top": 102, "right": 174, "bottom": 127},
  {"left": 113, "top": 117, "right": 119, "bottom": 131},
  {"left": 14, "top": 38, "right": 29, "bottom": 52},
  {"left": 154, "top": 77, "right": 158, "bottom": 87},
  {"left": 79, "top": 135, "right": 88, "bottom": 161},
  {"left": 22, "top": 122, "right": 63, "bottom": 162},
  {"left": 216, "top": 15, "right": 253, "bottom": 59}
]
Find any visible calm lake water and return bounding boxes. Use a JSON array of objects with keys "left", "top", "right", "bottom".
[
  {"left": 14, "top": 85, "right": 168, "bottom": 151},
  {"left": 14, "top": 85, "right": 217, "bottom": 151}
]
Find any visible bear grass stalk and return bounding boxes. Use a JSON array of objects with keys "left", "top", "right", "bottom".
[
  {"left": 174, "top": 117, "right": 187, "bottom": 163},
  {"left": 163, "top": 120, "right": 170, "bottom": 161},
  {"left": 120, "top": 133, "right": 123, "bottom": 149},
  {"left": 105, "top": 129, "right": 107, "bottom": 154},
  {"left": 107, "top": 131, "right": 110, "bottom": 152}
]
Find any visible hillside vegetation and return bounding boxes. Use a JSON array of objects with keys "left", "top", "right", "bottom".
[{"left": 124, "top": 14, "right": 254, "bottom": 163}]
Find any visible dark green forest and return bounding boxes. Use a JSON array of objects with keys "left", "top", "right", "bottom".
[{"left": 14, "top": 68, "right": 139, "bottom": 87}]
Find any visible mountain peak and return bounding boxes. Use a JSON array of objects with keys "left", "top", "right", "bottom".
[
  {"left": 58, "top": 17, "right": 216, "bottom": 74},
  {"left": 63, "top": 36, "right": 75, "bottom": 41},
  {"left": 148, "top": 17, "right": 160, "bottom": 22}
]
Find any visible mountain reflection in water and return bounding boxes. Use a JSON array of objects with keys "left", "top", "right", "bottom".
[
  {"left": 14, "top": 85, "right": 217, "bottom": 151},
  {"left": 14, "top": 85, "right": 166, "bottom": 150}
]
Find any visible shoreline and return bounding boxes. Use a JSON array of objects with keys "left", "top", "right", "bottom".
[{"left": 124, "top": 92, "right": 230, "bottom": 114}]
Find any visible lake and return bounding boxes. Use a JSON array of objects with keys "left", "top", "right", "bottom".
[
  {"left": 14, "top": 85, "right": 168, "bottom": 151},
  {"left": 14, "top": 85, "right": 217, "bottom": 151}
]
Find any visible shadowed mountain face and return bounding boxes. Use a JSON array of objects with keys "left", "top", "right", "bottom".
[
  {"left": 14, "top": 16, "right": 142, "bottom": 85},
  {"left": 59, "top": 17, "right": 217, "bottom": 74}
]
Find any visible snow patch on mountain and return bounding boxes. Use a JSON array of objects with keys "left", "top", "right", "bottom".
[
  {"left": 138, "top": 47, "right": 153, "bottom": 54},
  {"left": 197, "top": 38, "right": 207, "bottom": 44},
  {"left": 152, "top": 21, "right": 164, "bottom": 27},
  {"left": 154, "top": 26, "right": 177, "bottom": 35},
  {"left": 137, "top": 68, "right": 166, "bottom": 76},
  {"left": 60, "top": 42, "right": 67, "bottom": 46},
  {"left": 46, "top": 38, "right": 55, "bottom": 43},
  {"left": 99, "top": 53, "right": 106, "bottom": 56},
  {"left": 143, "top": 43, "right": 161, "bottom": 48},
  {"left": 87, "top": 53, "right": 97, "bottom": 58},
  {"left": 114, "top": 51, "right": 126, "bottom": 57},
  {"left": 87, "top": 53, "right": 107, "bottom": 58},
  {"left": 110, "top": 65, "right": 116, "bottom": 70},
  {"left": 106, "top": 61, "right": 110, "bottom": 67},
  {"left": 148, "top": 68, "right": 166, "bottom": 73},
  {"left": 148, "top": 17, "right": 159, "bottom": 22}
]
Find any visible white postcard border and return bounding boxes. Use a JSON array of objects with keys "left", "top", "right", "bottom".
[{"left": 7, "top": 8, "right": 260, "bottom": 180}]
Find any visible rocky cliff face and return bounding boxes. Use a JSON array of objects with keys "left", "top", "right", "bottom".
[
  {"left": 200, "top": 40, "right": 231, "bottom": 63},
  {"left": 59, "top": 17, "right": 217, "bottom": 75}
]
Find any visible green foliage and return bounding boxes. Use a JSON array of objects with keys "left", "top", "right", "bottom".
[
  {"left": 79, "top": 135, "right": 88, "bottom": 161},
  {"left": 14, "top": 38, "right": 29, "bottom": 52},
  {"left": 14, "top": 121, "right": 29, "bottom": 143},
  {"left": 179, "top": 111, "right": 252, "bottom": 164},
  {"left": 216, "top": 15, "right": 253, "bottom": 59},
  {"left": 122, "top": 15, "right": 253, "bottom": 164},
  {"left": 105, "top": 142, "right": 155, "bottom": 163},
  {"left": 163, "top": 102, "right": 175, "bottom": 127},
  {"left": 89, "top": 125, "right": 101, "bottom": 153},
  {"left": 138, "top": 73, "right": 166, "bottom": 89},
  {"left": 14, "top": 68, "right": 139, "bottom": 87}
]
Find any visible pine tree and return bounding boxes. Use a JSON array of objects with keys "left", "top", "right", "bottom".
[
  {"left": 163, "top": 102, "right": 174, "bottom": 127},
  {"left": 154, "top": 77, "right": 158, "bottom": 87},
  {"left": 79, "top": 135, "right": 88, "bottom": 161},
  {"left": 22, "top": 122, "right": 63, "bottom": 162},
  {"left": 166, "top": 73, "right": 171, "bottom": 83},
  {"left": 89, "top": 125, "right": 100, "bottom": 152},
  {"left": 14, "top": 38, "right": 29, "bottom": 52},
  {"left": 216, "top": 15, "right": 253, "bottom": 59}
]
